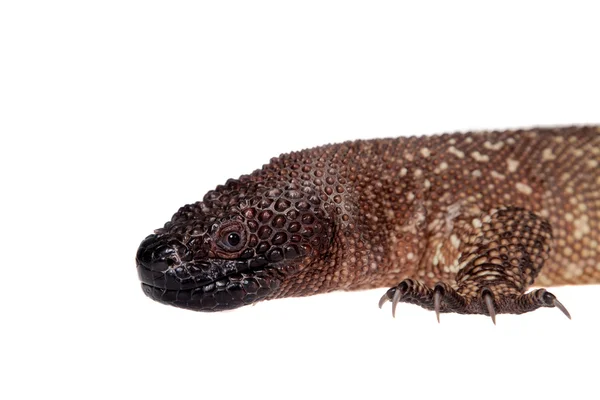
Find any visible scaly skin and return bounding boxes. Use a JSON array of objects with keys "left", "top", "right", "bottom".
[{"left": 136, "top": 126, "right": 600, "bottom": 320}]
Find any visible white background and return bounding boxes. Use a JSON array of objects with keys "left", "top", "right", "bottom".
[{"left": 2, "top": 1, "right": 599, "bottom": 399}]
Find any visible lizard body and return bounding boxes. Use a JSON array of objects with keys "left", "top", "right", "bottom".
[{"left": 136, "top": 126, "right": 600, "bottom": 319}]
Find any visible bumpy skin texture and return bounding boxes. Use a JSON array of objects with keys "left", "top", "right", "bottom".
[{"left": 136, "top": 126, "right": 600, "bottom": 318}]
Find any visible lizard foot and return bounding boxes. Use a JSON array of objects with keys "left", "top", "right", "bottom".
[{"left": 378, "top": 279, "right": 571, "bottom": 324}]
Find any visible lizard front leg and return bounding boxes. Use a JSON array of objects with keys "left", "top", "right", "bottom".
[{"left": 379, "top": 206, "right": 571, "bottom": 323}]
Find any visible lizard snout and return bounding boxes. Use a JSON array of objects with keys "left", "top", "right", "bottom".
[{"left": 136, "top": 234, "right": 191, "bottom": 272}]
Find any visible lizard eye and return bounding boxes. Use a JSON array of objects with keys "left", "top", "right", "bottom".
[
  {"left": 217, "top": 222, "right": 246, "bottom": 252},
  {"left": 227, "top": 233, "right": 241, "bottom": 247}
]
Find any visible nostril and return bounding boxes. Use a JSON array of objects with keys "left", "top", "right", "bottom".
[
  {"left": 152, "top": 245, "right": 177, "bottom": 269},
  {"left": 136, "top": 235, "right": 178, "bottom": 272}
]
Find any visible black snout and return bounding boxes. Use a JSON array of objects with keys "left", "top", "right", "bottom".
[
  {"left": 136, "top": 234, "right": 181, "bottom": 272},
  {"left": 136, "top": 233, "right": 284, "bottom": 311}
]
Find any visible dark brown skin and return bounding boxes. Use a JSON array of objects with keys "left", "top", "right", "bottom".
[{"left": 136, "top": 126, "right": 600, "bottom": 320}]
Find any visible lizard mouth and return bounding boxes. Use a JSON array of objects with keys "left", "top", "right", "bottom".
[
  {"left": 136, "top": 234, "right": 283, "bottom": 311},
  {"left": 138, "top": 263, "right": 282, "bottom": 311}
]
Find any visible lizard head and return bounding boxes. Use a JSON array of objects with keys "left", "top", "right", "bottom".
[{"left": 136, "top": 174, "right": 335, "bottom": 311}]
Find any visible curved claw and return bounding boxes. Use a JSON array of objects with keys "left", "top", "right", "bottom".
[
  {"left": 541, "top": 291, "right": 572, "bottom": 320},
  {"left": 553, "top": 298, "right": 572, "bottom": 320},
  {"left": 378, "top": 292, "right": 390, "bottom": 309},
  {"left": 391, "top": 289, "right": 402, "bottom": 318},
  {"left": 483, "top": 292, "right": 496, "bottom": 325},
  {"left": 433, "top": 287, "right": 443, "bottom": 323}
]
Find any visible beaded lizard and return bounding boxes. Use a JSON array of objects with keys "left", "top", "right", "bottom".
[{"left": 136, "top": 126, "right": 600, "bottom": 322}]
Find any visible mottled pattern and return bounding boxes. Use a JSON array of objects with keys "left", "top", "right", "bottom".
[{"left": 136, "top": 126, "right": 600, "bottom": 317}]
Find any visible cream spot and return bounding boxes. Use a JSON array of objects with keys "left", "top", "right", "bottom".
[
  {"left": 450, "top": 234, "right": 461, "bottom": 249},
  {"left": 507, "top": 158, "right": 519, "bottom": 173},
  {"left": 482, "top": 212, "right": 493, "bottom": 223},
  {"left": 565, "top": 213, "right": 574, "bottom": 222},
  {"left": 525, "top": 130, "right": 539, "bottom": 138},
  {"left": 472, "top": 218, "right": 482, "bottom": 229},
  {"left": 439, "top": 162, "right": 448, "bottom": 171},
  {"left": 399, "top": 167, "right": 408, "bottom": 177},
  {"left": 471, "top": 151, "right": 490, "bottom": 162},
  {"left": 424, "top": 179, "right": 431, "bottom": 189},
  {"left": 414, "top": 168, "right": 423, "bottom": 178},
  {"left": 385, "top": 209, "right": 395, "bottom": 220},
  {"left": 542, "top": 148, "right": 556, "bottom": 161},
  {"left": 516, "top": 182, "right": 533, "bottom": 195},
  {"left": 484, "top": 141, "right": 504, "bottom": 151},
  {"left": 428, "top": 218, "right": 443, "bottom": 231},
  {"left": 444, "top": 203, "right": 461, "bottom": 235},
  {"left": 407, "top": 252, "right": 415, "bottom": 261},
  {"left": 448, "top": 138, "right": 456, "bottom": 145},
  {"left": 449, "top": 259, "right": 461, "bottom": 273},
  {"left": 432, "top": 243, "right": 443, "bottom": 266},
  {"left": 490, "top": 171, "right": 506, "bottom": 180},
  {"left": 447, "top": 202, "right": 461, "bottom": 219},
  {"left": 572, "top": 148, "right": 584, "bottom": 157},
  {"left": 448, "top": 146, "right": 465, "bottom": 159},
  {"left": 420, "top": 147, "right": 431, "bottom": 158},
  {"left": 471, "top": 169, "right": 482, "bottom": 178},
  {"left": 506, "top": 137, "right": 516, "bottom": 145},
  {"left": 587, "top": 159, "right": 598, "bottom": 168},
  {"left": 439, "top": 192, "right": 451, "bottom": 203}
]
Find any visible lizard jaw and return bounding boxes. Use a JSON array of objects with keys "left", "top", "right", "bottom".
[{"left": 139, "top": 266, "right": 283, "bottom": 311}]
